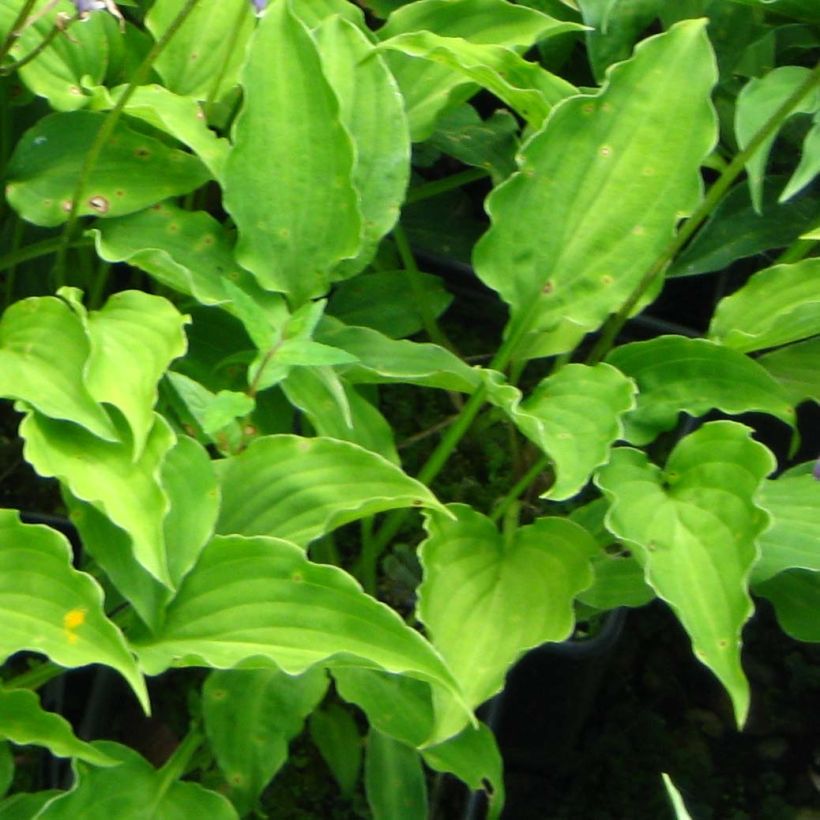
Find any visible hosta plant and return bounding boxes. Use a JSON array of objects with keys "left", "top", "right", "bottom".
[{"left": 0, "top": 0, "right": 818, "bottom": 816}]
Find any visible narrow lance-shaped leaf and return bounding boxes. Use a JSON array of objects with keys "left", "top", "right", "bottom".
[
  {"left": 473, "top": 20, "right": 718, "bottom": 351},
  {"left": 223, "top": 0, "right": 362, "bottom": 304},
  {"left": 309, "top": 704, "right": 362, "bottom": 797},
  {"left": 606, "top": 336, "right": 795, "bottom": 444},
  {"left": 365, "top": 730, "right": 427, "bottom": 820},
  {"left": 595, "top": 421, "right": 776, "bottom": 726},
  {"left": 215, "top": 435, "right": 448, "bottom": 546},
  {"left": 708, "top": 258, "right": 820, "bottom": 353},
  {"left": 0, "top": 512, "right": 148, "bottom": 712}
]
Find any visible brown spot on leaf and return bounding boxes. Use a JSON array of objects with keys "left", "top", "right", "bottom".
[{"left": 88, "top": 195, "right": 109, "bottom": 214}]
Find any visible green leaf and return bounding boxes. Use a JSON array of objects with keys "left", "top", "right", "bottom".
[
  {"left": 365, "top": 730, "right": 427, "bottom": 820},
  {"left": 0, "top": 791, "right": 60, "bottom": 819},
  {"left": 0, "top": 742, "right": 11, "bottom": 799},
  {"left": 754, "top": 570, "right": 820, "bottom": 642},
  {"left": 752, "top": 471, "right": 820, "bottom": 583},
  {"left": 419, "top": 505, "right": 593, "bottom": 718},
  {"left": 222, "top": 0, "right": 361, "bottom": 304},
  {"left": 606, "top": 336, "right": 795, "bottom": 444},
  {"left": 778, "top": 116, "right": 820, "bottom": 203},
  {"left": 146, "top": 0, "right": 255, "bottom": 100},
  {"left": 473, "top": 20, "right": 717, "bottom": 347},
  {"left": 0, "top": 296, "right": 117, "bottom": 441},
  {"left": 215, "top": 435, "right": 447, "bottom": 546},
  {"left": 315, "top": 17, "right": 411, "bottom": 276},
  {"left": 290, "top": 0, "right": 368, "bottom": 29},
  {"left": 204, "top": 668, "right": 328, "bottom": 816},
  {"left": 379, "top": 0, "right": 577, "bottom": 140},
  {"left": 758, "top": 337, "right": 820, "bottom": 405},
  {"left": 133, "top": 534, "right": 466, "bottom": 734},
  {"left": 422, "top": 723, "right": 505, "bottom": 820},
  {"left": 5, "top": 112, "right": 209, "bottom": 227},
  {"left": 328, "top": 271, "right": 453, "bottom": 340},
  {"left": 309, "top": 703, "right": 363, "bottom": 797},
  {"left": 378, "top": 31, "right": 577, "bottom": 129},
  {"left": 735, "top": 66, "right": 819, "bottom": 211},
  {"left": 37, "top": 741, "right": 238, "bottom": 819},
  {"left": 485, "top": 363, "right": 637, "bottom": 499},
  {"left": 0, "top": 688, "right": 115, "bottom": 767},
  {"left": 595, "top": 421, "right": 776, "bottom": 725},
  {"left": 92, "top": 203, "right": 259, "bottom": 307},
  {"left": 0, "top": 511, "right": 147, "bottom": 712},
  {"left": 708, "top": 258, "right": 820, "bottom": 353},
  {"left": 662, "top": 772, "right": 694, "bottom": 820},
  {"left": 21, "top": 412, "right": 176, "bottom": 588}
]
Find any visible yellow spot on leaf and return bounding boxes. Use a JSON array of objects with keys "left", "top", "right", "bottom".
[{"left": 63, "top": 608, "right": 86, "bottom": 644}]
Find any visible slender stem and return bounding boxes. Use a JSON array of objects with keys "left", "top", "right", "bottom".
[
  {"left": 773, "top": 237, "right": 816, "bottom": 266},
  {"left": 5, "top": 660, "right": 64, "bottom": 691},
  {"left": 53, "top": 0, "right": 203, "bottom": 286},
  {"left": 3, "top": 218, "right": 24, "bottom": 306},
  {"left": 151, "top": 727, "right": 203, "bottom": 804},
  {"left": 88, "top": 261, "right": 111, "bottom": 309},
  {"left": 0, "top": 13, "right": 80, "bottom": 75},
  {"left": 0, "top": 0, "right": 38, "bottom": 65},
  {"left": 0, "top": 235, "right": 93, "bottom": 275},
  {"left": 585, "top": 60, "right": 820, "bottom": 365},
  {"left": 489, "top": 454, "right": 550, "bottom": 524},
  {"left": 405, "top": 167, "right": 489, "bottom": 204},
  {"left": 204, "top": 0, "right": 248, "bottom": 115}
]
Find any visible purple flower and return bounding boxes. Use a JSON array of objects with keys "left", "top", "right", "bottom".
[
  {"left": 73, "top": 0, "right": 106, "bottom": 12},
  {"left": 250, "top": 0, "right": 268, "bottom": 12},
  {"left": 813, "top": 458, "right": 820, "bottom": 480}
]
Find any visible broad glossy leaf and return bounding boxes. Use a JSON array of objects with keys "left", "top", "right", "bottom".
[
  {"left": 315, "top": 17, "right": 411, "bottom": 276},
  {"left": 735, "top": 66, "right": 819, "bottom": 211},
  {"left": 485, "top": 363, "right": 637, "bottom": 499},
  {"left": 0, "top": 689, "right": 114, "bottom": 767},
  {"left": 92, "top": 203, "right": 258, "bottom": 306},
  {"left": 365, "top": 730, "right": 427, "bottom": 820},
  {"left": 309, "top": 703, "right": 362, "bottom": 796},
  {"left": 422, "top": 723, "right": 505, "bottom": 820},
  {"left": 754, "top": 569, "right": 820, "bottom": 642},
  {"left": 0, "top": 511, "right": 147, "bottom": 711},
  {"left": 752, "top": 471, "right": 820, "bottom": 583},
  {"left": 146, "top": 0, "right": 255, "bottom": 100},
  {"left": 133, "top": 534, "right": 465, "bottom": 727},
  {"left": 595, "top": 421, "right": 776, "bottom": 725},
  {"left": 419, "top": 505, "right": 593, "bottom": 718},
  {"left": 328, "top": 270, "right": 453, "bottom": 339},
  {"left": 318, "top": 322, "right": 480, "bottom": 392},
  {"left": 21, "top": 412, "right": 175, "bottom": 588},
  {"left": 215, "top": 435, "right": 446, "bottom": 545},
  {"left": 758, "top": 337, "right": 820, "bottom": 404},
  {"left": 77, "top": 290, "right": 188, "bottom": 459},
  {"left": 379, "top": 0, "right": 577, "bottom": 139},
  {"left": 0, "top": 297, "right": 117, "bottom": 441},
  {"left": 708, "top": 258, "right": 820, "bottom": 353},
  {"left": 37, "top": 741, "right": 237, "bottom": 819},
  {"left": 378, "top": 32, "right": 577, "bottom": 128},
  {"left": 0, "top": 791, "right": 59, "bottom": 819},
  {"left": 607, "top": 336, "right": 795, "bottom": 444},
  {"left": 473, "top": 21, "right": 717, "bottom": 347},
  {"left": 223, "top": 1, "right": 361, "bottom": 304},
  {"left": 204, "top": 668, "right": 328, "bottom": 816},
  {"left": 5, "top": 112, "right": 209, "bottom": 227}
]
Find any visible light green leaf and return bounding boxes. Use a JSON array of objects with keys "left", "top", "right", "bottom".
[
  {"left": 0, "top": 790, "right": 60, "bottom": 819},
  {"left": 758, "top": 337, "right": 820, "bottom": 405},
  {"left": 21, "top": 412, "right": 175, "bottom": 588},
  {"left": 780, "top": 117, "right": 820, "bottom": 202},
  {"left": 146, "top": 0, "right": 255, "bottom": 100},
  {"left": 133, "top": 534, "right": 466, "bottom": 733},
  {"left": 5, "top": 112, "right": 209, "bottom": 227},
  {"left": 607, "top": 336, "right": 795, "bottom": 444},
  {"left": 422, "top": 723, "right": 505, "bottom": 820},
  {"left": 662, "top": 772, "right": 693, "bottom": 820},
  {"left": 200, "top": 392, "right": 254, "bottom": 436},
  {"left": 310, "top": 703, "right": 363, "bottom": 797},
  {"left": 92, "top": 203, "right": 258, "bottom": 307},
  {"left": 0, "top": 296, "right": 117, "bottom": 441},
  {"left": 77, "top": 290, "right": 188, "bottom": 459},
  {"left": 215, "top": 435, "right": 447, "bottom": 546},
  {"left": 290, "top": 0, "right": 368, "bottom": 29},
  {"left": 37, "top": 741, "right": 238, "bottom": 819},
  {"left": 485, "top": 363, "right": 637, "bottom": 499},
  {"left": 378, "top": 31, "right": 577, "bottom": 129},
  {"left": 708, "top": 258, "right": 820, "bottom": 352},
  {"left": 315, "top": 17, "right": 411, "bottom": 276},
  {"left": 735, "top": 66, "right": 819, "bottom": 212},
  {"left": 223, "top": 0, "right": 361, "bottom": 304},
  {"left": 379, "top": 0, "right": 579, "bottom": 139},
  {"left": 365, "top": 730, "right": 427, "bottom": 820},
  {"left": 473, "top": 20, "right": 717, "bottom": 348},
  {"left": 204, "top": 668, "right": 328, "bottom": 816},
  {"left": 754, "top": 569, "right": 820, "bottom": 642},
  {"left": 419, "top": 505, "right": 593, "bottom": 719},
  {"left": 251, "top": 339, "right": 357, "bottom": 393},
  {"left": 595, "top": 421, "right": 776, "bottom": 725},
  {"left": 752, "top": 471, "right": 820, "bottom": 583},
  {"left": 0, "top": 688, "right": 115, "bottom": 767},
  {"left": 0, "top": 511, "right": 147, "bottom": 712}
]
